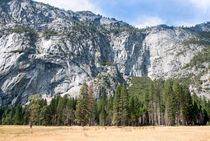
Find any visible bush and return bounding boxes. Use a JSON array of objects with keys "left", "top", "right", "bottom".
[
  {"left": 42, "top": 30, "right": 59, "bottom": 37},
  {"left": 10, "top": 26, "right": 38, "bottom": 42},
  {"left": 99, "top": 62, "right": 114, "bottom": 66},
  {"left": 9, "top": 49, "right": 33, "bottom": 54}
]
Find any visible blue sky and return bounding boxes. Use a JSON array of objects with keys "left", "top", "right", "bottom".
[{"left": 34, "top": 0, "right": 210, "bottom": 28}]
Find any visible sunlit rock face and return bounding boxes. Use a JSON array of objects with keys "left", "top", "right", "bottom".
[{"left": 0, "top": 0, "right": 209, "bottom": 105}]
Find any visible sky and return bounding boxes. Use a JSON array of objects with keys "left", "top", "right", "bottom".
[{"left": 34, "top": 0, "right": 210, "bottom": 28}]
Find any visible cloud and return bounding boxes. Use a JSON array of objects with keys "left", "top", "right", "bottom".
[
  {"left": 189, "top": 0, "right": 210, "bottom": 13},
  {"left": 133, "top": 16, "right": 165, "bottom": 28},
  {"left": 34, "top": 0, "right": 104, "bottom": 15}
]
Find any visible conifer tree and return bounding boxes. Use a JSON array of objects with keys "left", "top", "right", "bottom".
[
  {"left": 129, "top": 96, "right": 136, "bottom": 125},
  {"left": 106, "top": 96, "right": 113, "bottom": 125},
  {"left": 29, "top": 95, "right": 41, "bottom": 128},
  {"left": 149, "top": 82, "right": 155, "bottom": 125},
  {"left": 99, "top": 90, "right": 107, "bottom": 126},
  {"left": 183, "top": 86, "right": 194, "bottom": 125},
  {"left": 75, "top": 82, "right": 90, "bottom": 126},
  {"left": 14, "top": 105, "right": 23, "bottom": 125},
  {"left": 164, "top": 80, "right": 176, "bottom": 125},
  {"left": 166, "top": 91, "right": 176, "bottom": 125},
  {"left": 88, "top": 83, "right": 96, "bottom": 126},
  {"left": 121, "top": 83, "right": 129, "bottom": 126},
  {"left": 112, "top": 85, "right": 122, "bottom": 126},
  {"left": 173, "top": 81, "right": 182, "bottom": 125}
]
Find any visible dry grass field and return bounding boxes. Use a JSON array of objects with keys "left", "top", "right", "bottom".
[{"left": 0, "top": 126, "right": 210, "bottom": 141}]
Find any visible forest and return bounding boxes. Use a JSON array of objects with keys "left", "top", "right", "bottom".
[{"left": 0, "top": 77, "right": 209, "bottom": 126}]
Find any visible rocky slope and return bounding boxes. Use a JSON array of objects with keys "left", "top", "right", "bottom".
[{"left": 0, "top": 0, "right": 209, "bottom": 105}]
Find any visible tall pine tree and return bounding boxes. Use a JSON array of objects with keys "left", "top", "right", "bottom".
[
  {"left": 121, "top": 83, "right": 129, "bottom": 126},
  {"left": 112, "top": 85, "right": 122, "bottom": 126},
  {"left": 75, "top": 82, "right": 90, "bottom": 126}
]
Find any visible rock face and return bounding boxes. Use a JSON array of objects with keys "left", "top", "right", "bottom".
[{"left": 0, "top": 0, "right": 209, "bottom": 105}]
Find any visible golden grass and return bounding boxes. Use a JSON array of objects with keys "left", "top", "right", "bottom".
[{"left": 0, "top": 125, "right": 210, "bottom": 141}]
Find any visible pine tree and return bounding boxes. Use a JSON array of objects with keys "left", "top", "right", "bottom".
[
  {"left": 75, "top": 82, "right": 90, "bottom": 126},
  {"left": 14, "top": 105, "right": 23, "bottom": 125},
  {"left": 183, "top": 86, "right": 194, "bottom": 125},
  {"left": 64, "top": 98, "right": 76, "bottom": 126},
  {"left": 39, "top": 105, "right": 48, "bottom": 125},
  {"left": 106, "top": 96, "right": 113, "bottom": 125},
  {"left": 29, "top": 95, "right": 41, "bottom": 128},
  {"left": 112, "top": 85, "right": 122, "bottom": 126},
  {"left": 99, "top": 89, "right": 107, "bottom": 126},
  {"left": 129, "top": 96, "right": 136, "bottom": 125},
  {"left": 149, "top": 82, "right": 155, "bottom": 125},
  {"left": 166, "top": 91, "right": 176, "bottom": 125},
  {"left": 47, "top": 98, "right": 56, "bottom": 125},
  {"left": 56, "top": 96, "right": 67, "bottom": 125},
  {"left": 173, "top": 81, "right": 182, "bottom": 125},
  {"left": 88, "top": 83, "right": 96, "bottom": 126},
  {"left": 121, "top": 83, "right": 129, "bottom": 126}
]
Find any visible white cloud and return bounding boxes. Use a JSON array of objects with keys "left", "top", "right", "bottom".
[
  {"left": 134, "top": 16, "right": 165, "bottom": 28},
  {"left": 189, "top": 0, "right": 210, "bottom": 13},
  {"left": 34, "top": 0, "right": 104, "bottom": 15}
]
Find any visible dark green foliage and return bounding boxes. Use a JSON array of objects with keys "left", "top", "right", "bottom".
[
  {"left": 185, "top": 47, "right": 210, "bottom": 68},
  {"left": 99, "top": 62, "right": 114, "bottom": 66},
  {"left": 106, "top": 96, "right": 113, "bottom": 125},
  {"left": 88, "top": 83, "right": 96, "bottom": 126},
  {"left": 75, "top": 82, "right": 90, "bottom": 126},
  {"left": 182, "top": 86, "right": 194, "bottom": 125},
  {"left": 128, "top": 96, "right": 141, "bottom": 125},
  {"left": 128, "top": 77, "right": 153, "bottom": 98},
  {"left": 11, "top": 26, "right": 38, "bottom": 42},
  {"left": 0, "top": 77, "right": 209, "bottom": 126},
  {"left": 199, "top": 31, "right": 210, "bottom": 39},
  {"left": 14, "top": 105, "right": 23, "bottom": 125},
  {"left": 98, "top": 90, "right": 107, "bottom": 126},
  {"left": 164, "top": 80, "right": 176, "bottom": 125},
  {"left": 183, "top": 36, "right": 210, "bottom": 47},
  {"left": 9, "top": 49, "right": 34, "bottom": 54},
  {"left": 121, "top": 83, "right": 129, "bottom": 125},
  {"left": 112, "top": 85, "right": 122, "bottom": 126},
  {"left": 42, "top": 30, "right": 59, "bottom": 37},
  {"left": 166, "top": 91, "right": 176, "bottom": 125}
]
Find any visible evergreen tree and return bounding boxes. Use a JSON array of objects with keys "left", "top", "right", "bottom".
[
  {"left": 106, "top": 96, "right": 113, "bottom": 125},
  {"left": 163, "top": 80, "right": 175, "bottom": 125},
  {"left": 166, "top": 91, "right": 176, "bottom": 125},
  {"left": 183, "top": 86, "right": 194, "bottom": 125},
  {"left": 121, "top": 83, "right": 129, "bottom": 126},
  {"left": 88, "top": 83, "right": 96, "bottom": 126},
  {"left": 112, "top": 85, "right": 122, "bottom": 126},
  {"left": 29, "top": 95, "right": 41, "bottom": 128},
  {"left": 149, "top": 82, "right": 155, "bottom": 125},
  {"left": 63, "top": 98, "right": 76, "bottom": 126},
  {"left": 128, "top": 96, "right": 137, "bottom": 125},
  {"left": 173, "top": 81, "right": 183, "bottom": 125},
  {"left": 75, "top": 82, "right": 90, "bottom": 126},
  {"left": 39, "top": 106, "right": 48, "bottom": 125},
  {"left": 14, "top": 105, "right": 23, "bottom": 125},
  {"left": 22, "top": 107, "right": 29, "bottom": 125},
  {"left": 99, "top": 89, "right": 107, "bottom": 126},
  {"left": 56, "top": 96, "right": 67, "bottom": 125}
]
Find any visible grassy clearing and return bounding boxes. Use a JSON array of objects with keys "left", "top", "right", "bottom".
[{"left": 0, "top": 126, "right": 210, "bottom": 141}]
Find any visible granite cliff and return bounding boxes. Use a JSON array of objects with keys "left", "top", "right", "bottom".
[{"left": 0, "top": 0, "right": 209, "bottom": 105}]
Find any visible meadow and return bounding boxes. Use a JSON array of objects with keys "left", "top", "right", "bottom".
[{"left": 0, "top": 126, "right": 210, "bottom": 141}]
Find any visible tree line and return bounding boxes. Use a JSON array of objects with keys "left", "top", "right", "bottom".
[{"left": 0, "top": 77, "right": 209, "bottom": 126}]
